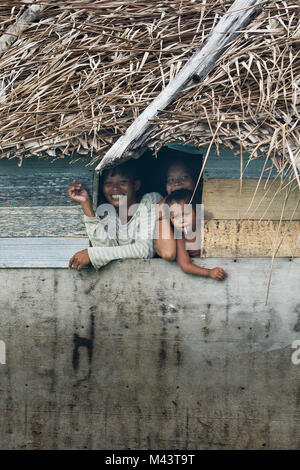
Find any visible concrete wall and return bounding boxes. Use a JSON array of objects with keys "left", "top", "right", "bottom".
[{"left": 0, "top": 258, "right": 299, "bottom": 450}]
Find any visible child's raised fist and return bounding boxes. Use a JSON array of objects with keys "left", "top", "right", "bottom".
[{"left": 68, "top": 179, "right": 90, "bottom": 204}]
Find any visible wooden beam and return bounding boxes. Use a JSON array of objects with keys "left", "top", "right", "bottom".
[
  {"left": 0, "top": 237, "right": 89, "bottom": 268},
  {"left": 201, "top": 220, "right": 300, "bottom": 258},
  {"left": 202, "top": 178, "right": 300, "bottom": 221},
  {"left": 95, "top": 0, "right": 265, "bottom": 173},
  {"left": 0, "top": 206, "right": 86, "bottom": 238},
  {"left": 0, "top": 0, "right": 47, "bottom": 58}
]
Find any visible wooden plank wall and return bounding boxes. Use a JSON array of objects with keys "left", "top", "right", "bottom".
[
  {"left": 1, "top": 146, "right": 299, "bottom": 264},
  {"left": 0, "top": 155, "right": 94, "bottom": 267},
  {"left": 0, "top": 155, "right": 94, "bottom": 238},
  {"left": 201, "top": 150, "right": 300, "bottom": 257}
]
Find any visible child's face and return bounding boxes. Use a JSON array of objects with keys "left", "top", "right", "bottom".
[
  {"left": 102, "top": 171, "right": 140, "bottom": 208},
  {"left": 169, "top": 200, "right": 196, "bottom": 233},
  {"left": 166, "top": 162, "right": 195, "bottom": 195}
]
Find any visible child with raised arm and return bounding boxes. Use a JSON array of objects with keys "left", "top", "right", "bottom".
[
  {"left": 67, "top": 160, "right": 162, "bottom": 271},
  {"left": 165, "top": 189, "right": 227, "bottom": 281}
]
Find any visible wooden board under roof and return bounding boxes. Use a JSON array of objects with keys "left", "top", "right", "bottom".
[
  {"left": 202, "top": 179, "right": 300, "bottom": 221},
  {"left": 0, "top": 155, "right": 94, "bottom": 207}
]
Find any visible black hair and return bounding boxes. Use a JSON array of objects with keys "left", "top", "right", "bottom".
[
  {"left": 160, "top": 148, "right": 203, "bottom": 203},
  {"left": 101, "top": 159, "right": 140, "bottom": 182},
  {"left": 98, "top": 159, "right": 142, "bottom": 204},
  {"left": 165, "top": 189, "right": 198, "bottom": 237},
  {"left": 165, "top": 189, "right": 196, "bottom": 211}
]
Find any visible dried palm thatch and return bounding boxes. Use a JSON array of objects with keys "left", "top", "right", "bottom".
[{"left": 0, "top": 0, "right": 299, "bottom": 179}]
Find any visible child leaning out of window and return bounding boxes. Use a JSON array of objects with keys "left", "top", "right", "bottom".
[
  {"left": 67, "top": 160, "right": 162, "bottom": 271},
  {"left": 165, "top": 189, "right": 227, "bottom": 281}
]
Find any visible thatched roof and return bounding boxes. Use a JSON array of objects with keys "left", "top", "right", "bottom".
[{"left": 0, "top": 0, "right": 299, "bottom": 179}]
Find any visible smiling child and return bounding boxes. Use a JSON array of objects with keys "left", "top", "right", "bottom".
[{"left": 67, "top": 160, "right": 162, "bottom": 271}]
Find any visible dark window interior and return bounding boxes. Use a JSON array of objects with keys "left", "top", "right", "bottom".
[{"left": 97, "top": 146, "right": 204, "bottom": 206}]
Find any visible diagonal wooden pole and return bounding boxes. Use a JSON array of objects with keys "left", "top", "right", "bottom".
[
  {"left": 95, "top": 0, "right": 266, "bottom": 173},
  {"left": 0, "top": 0, "right": 47, "bottom": 58}
]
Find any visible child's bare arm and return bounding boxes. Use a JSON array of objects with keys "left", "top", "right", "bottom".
[
  {"left": 68, "top": 179, "right": 95, "bottom": 217},
  {"left": 155, "top": 198, "right": 176, "bottom": 261},
  {"left": 176, "top": 238, "right": 209, "bottom": 276},
  {"left": 176, "top": 239, "right": 227, "bottom": 281}
]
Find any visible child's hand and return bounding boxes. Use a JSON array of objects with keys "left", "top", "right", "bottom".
[
  {"left": 68, "top": 179, "right": 90, "bottom": 204},
  {"left": 208, "top": 267, "right": 227, "bottom": 281},
  {"left": 69, "top": 249, "right": 91, "bottom": 271}
]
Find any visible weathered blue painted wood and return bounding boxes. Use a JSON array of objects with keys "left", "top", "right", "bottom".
[
  {"left": 0, "top": 237, "right": 89, "bottom": 268},
  {"left": 166, "top": 143, "right": 281, "bottom": 179},
  {"left": 0, "top": 206, "right": 86, "bottom": 237},
  {"left": 204, "top": 146, "right": 282, "bottom": 179},
  {"left": 0, "top": 155, "right": 93, "bottom": 175},
  {"left": 0, "top": 155, "right": 95, "bottom": 207}
]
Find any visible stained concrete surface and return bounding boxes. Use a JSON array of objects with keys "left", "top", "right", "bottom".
[{"left": 0, "top": 258, "right": 299, "bottom": 449}]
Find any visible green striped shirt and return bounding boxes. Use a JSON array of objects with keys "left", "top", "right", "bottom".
[{"left": 84, "top": 192, "right": 162, "bottom": 270}]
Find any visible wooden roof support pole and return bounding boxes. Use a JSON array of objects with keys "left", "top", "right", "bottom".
[
  {"left": 0, "top": 0, "right": 47, "bottom": 58},
  {"left": 95, "top": 0, "right": 265, "bottom": 173}
]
